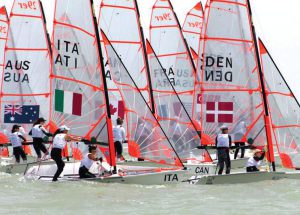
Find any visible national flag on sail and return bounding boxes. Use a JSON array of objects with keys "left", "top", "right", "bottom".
[
  {"left": 206, "top": 102, "right": 233, "bottom": 123},
  {"left": 55, "top": 89, "right": 82, "bottom": 116},
  {"left": 4, "top": 105, "right": 39, "bottom": 123},
  {"left": 110, "top": 100, "right": 125, "bottom": 119}
]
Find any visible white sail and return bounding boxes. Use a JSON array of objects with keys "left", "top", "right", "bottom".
[
  {"left": 150, "top": 0, "right": 198, "bottom": 121},
  {"left": 0, "top": 0, "right": 51, "bottom": 139},
  {"left": 182, "top": 2, "right": 204, "bottom": 62},
  {"left": 259, "top": 39, "right": 300, "bottom": 168},
  {"left": 197, "top": 0, "right": 267, "bottom": 149}
]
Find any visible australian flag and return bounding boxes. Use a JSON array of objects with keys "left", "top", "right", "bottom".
[{"left": 4, "top": 105, "right": 40, "bottom": 124}]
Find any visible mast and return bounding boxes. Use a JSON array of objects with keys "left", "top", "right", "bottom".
[
  {"left": 247, "top": 0, "right": 275, "bottom": 171},
  {"left": 91, "top": 0, "right": 116, "bottom": 172}
]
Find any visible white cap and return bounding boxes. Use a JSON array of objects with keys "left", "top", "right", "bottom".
[
  {"left": 220, "top": 125, "right": 228, "bottom": 130},
  {"left": 59, "top": 125, "right": 70, "bottom": 131}
]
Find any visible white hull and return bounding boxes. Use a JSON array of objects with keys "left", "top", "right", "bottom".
[
  {"left": 25, "top": 162, "right": 190, "bottom": 185},
  {"left": 192, "top": 171, "right": 287, "bottom": 185}
]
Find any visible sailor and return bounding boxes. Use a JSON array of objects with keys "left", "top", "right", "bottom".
[
  {"left": 51, "top": 125, "right": 81, "bottom": 182},
  {"left": 9, "top": 125, "right": 27, "bottom": 163},
  {"left": 113, "top": 117, "right": 126, "bottom": 161},
  {"left": 215, "top": 125, "right": 232, "bottom": 175},
  {"left": 79, "top": 145, "right": 102, "bottom": 178},
  {"left": 246, "top": 149, "right": 266, "bottom": 172},
  {"left": 233, "top": 121, "right": 247, "bottom": 159},
  {"left": 30, "top": 118, "right": 52, "bottom": 160}
]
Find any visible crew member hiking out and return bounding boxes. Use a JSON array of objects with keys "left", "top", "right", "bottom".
[
  {"left": 216, "top": 125, "right": 232, "bottom": 175},
  {"left": 30, "top": 118, "right": 52, "bottom": 160},
  {"left": 246, "top": 149, "right": 266, "bottom": 172},
  {"left": 113, "top": 117, "right": 126, "bottom": 161},
  {"left": 51, "top": 125, "right": 81, "bottom": 182},
  {"left": 79, "top": 145, "right": 102, "bottom": 178},
  {"left": 9, "top": 125, "right": 27, "bottom": 163}
]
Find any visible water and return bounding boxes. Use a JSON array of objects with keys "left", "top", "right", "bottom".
[{"left": 0, "top": 172, "right": 299, "bottom": 215}]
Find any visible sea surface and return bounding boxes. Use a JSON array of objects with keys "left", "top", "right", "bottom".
[{"left": 0, "top": 172, "right": 299, "bottom": 215}]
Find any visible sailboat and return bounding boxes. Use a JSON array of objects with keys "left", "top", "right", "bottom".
[
  {"left": 98, "top": 0, "right": 216, "bottom": 177},
  {"left": 24, "top": 0, "right": 118, "bottom": 178},
  {"left": 0, "top": 0, "right": 54, "bottom": 173},
  {"left": 258, "top": 39, "right": 300, "bottom": 179},
  {"left": 191, "top": 0, "right": 297, "bottom": 184}
]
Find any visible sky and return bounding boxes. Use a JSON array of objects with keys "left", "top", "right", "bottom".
[{"left": 2, "top": 0, "right": 300, "bottom": 100}]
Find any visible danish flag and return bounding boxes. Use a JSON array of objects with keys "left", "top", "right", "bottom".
[{"left": 206, "top": 102, "right": 233, "bottom": 123}]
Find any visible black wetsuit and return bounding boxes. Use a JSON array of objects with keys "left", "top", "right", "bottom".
[
  {"left": 11, "top": 134, "right": 27, "bottom": 163},
  {"left": 114, "top": 141, "right": 123, "bottom": 158},
  {"left": 51, "top": 148, "right": 65, "bottom": 181},
  {"left": 79, "top": 166, "right": 96, "bottom": 178},
  {"left": 31, "top": 126, "right": 52, "bottom": 158},
  {"left": 234, "top": 142, "right": 245, "bottom": 159},
  {"left": 13, "top": 146, "right": 27, "bottom": 163}
]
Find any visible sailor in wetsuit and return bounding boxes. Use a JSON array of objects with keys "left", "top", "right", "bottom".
[
  {"left": 30, "top": 118, "right": 52, "bottom": 160},
  {"left": 51, "top": 125, "right": 81, "bottom": 181},
  {"left": 246, "top": 149, "right": 266, "bottom": 172},
  {"left": 113, "top": 118, "right": 126, "bottom": 161},
  {"left": 216, "top": 125, "right": 232, "bottom": 175},
  {"left": 79, "top": 145, "right": 102, "bottom": 178},
  {"left": 9, "top": 125, "right": 27, "bottom": 163}
]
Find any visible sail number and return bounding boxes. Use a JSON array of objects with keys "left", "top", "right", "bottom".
[
  {"left": 164, "top": 173, "right": 178, "bottom": 182},
  {"left": 188, "top": 21, "right": 202, "bottom": 29},
  {"left": 18, "top": 1, "right": 37, "bottom": 10},
  {"left": 155, "top": 13, "right": 172, "bottom": 21},
  {"left": 0, "top": 26, "right": 7, "bottom": 34}
]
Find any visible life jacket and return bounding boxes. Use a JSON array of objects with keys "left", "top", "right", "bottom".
[
  {"left": 217, "top": 134, "right": 230, "bottom": 148},
  {"left": 53, "top": 133, "right": 67, "bottom": 149},
  {"left": 80, "top": 153, "right": 94, "bottom": 169}
]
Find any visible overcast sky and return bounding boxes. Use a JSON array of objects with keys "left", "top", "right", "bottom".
[{"left": 3, "top": 0, "right": 300, "bottom": 100}]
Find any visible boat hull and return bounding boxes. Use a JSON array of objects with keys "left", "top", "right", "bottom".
[
  {"left": 193, "top": 171, "right": 287, "bottom": 185},
  {"left": 25, "top": 162, "right": 190, "bottom": 185}
]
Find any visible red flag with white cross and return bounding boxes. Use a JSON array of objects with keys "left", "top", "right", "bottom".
[{"left": 206, "top": 102, "right": 233, "bottom": 123}]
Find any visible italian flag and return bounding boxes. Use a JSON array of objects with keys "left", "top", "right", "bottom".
[{"left": 55, "top": 89, "right": 82, "bottom": 116}]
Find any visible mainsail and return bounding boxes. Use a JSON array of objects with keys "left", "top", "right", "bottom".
[
  {"left": 259, "top": 39, "right": 300, "bottom": 169},
  {"left": 99, "top": 0, "right": 153, "bottom": 123},
  {"left": 182, "top": 2, "right": 204, "bottom": 63},
  {"left": 51, "top": 0, "right": 115, "bottom": 166},
  {"left": 0, "top": 0, "right": 51, "bottom": 138},
  {"left": 150, "top": 0, "right": 198, "bottom": 121},
  {"left": 0, "top": 6, "right": 9, "bottom": 143},
  {"left": 102, "top": 31, "right": 183, "bottom": 167},
  {"left": 198, "top": 0, "right": 268, "bottom": 152},
  {"left": 147, "top": 40, "right": 211, "bottom": 162}
]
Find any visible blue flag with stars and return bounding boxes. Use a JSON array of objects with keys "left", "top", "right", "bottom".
[{"left": 4, "top": 105, "right": 40, "bottom": 124}]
